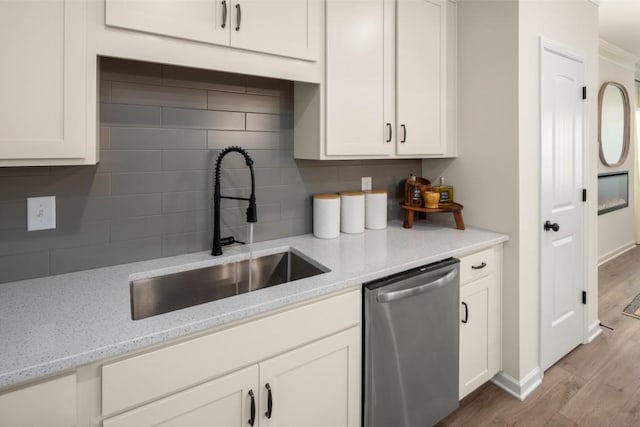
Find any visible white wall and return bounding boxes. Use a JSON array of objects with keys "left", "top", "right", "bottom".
[
  {"left": 424, "top": 0, "right": 599, "bottom": 394},
  {"left": 597, "top": 42, "right": 637, "bottom": 264}
]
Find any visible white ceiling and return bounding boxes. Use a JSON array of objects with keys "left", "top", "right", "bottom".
[{"left": 599, "top": 0, "right": 640, "bottom": 59}]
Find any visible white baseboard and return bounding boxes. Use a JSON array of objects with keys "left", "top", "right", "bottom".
[
  {"left": 598, "top": 242, "right": 636, "bottom": 266},
  {"left": 587, "top": 320, "right": 602, "bottom": 343},
  {"left": 491, "top": 367, "right": 542, "bottom": 401}
]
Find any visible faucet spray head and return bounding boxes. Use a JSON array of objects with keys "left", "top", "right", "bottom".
[{"left": 247, "top": 194, "right": 257, "bottom": 223}]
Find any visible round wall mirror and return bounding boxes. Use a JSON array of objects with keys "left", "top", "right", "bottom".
[{"left": 599, "top": 81, "right": 631, "bottom": 167}]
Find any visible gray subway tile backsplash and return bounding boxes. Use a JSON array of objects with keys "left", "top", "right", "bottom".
[
  {"left": 110, "top": 128, "right": 207, "bottom": 150},
  {"left": 162, "top": 65, "right": 246, "bottom": 93},
  {"left": 110, "top": 216, "right": 164, "bottom": 242},
  {"left": 0, "top": 57, "right": 420, "bottom": 284},
  {"left": 0, "top": 252, "right": 50, "bottom": 283},
  {"left": 162, "top": 107, "right": 245, "bottom": 130},
  {"left": 99, "top": 150, "right": 163, "bottom": 173},
  {"left": 207, "top": 130, "right": 280, "bottom": 150},
  {"left": 111, "top": 194, "right": 163, "bottom": 219},
  {"left": 112, "top": 82, "right": 208, "bottom": 110},
  {"left": 101, "top": 104, "right": 162, "bottom": 128},
  {"left": 111, "top": 172, "right": 164, "bottom": 195},
  {"left": 207, "top": 91, "right": 282, "bottom": 114},
  {"left": 50, "top": 237, "right": 162, "bottom": 275},
  {"left": 246, "top": 113, "right": 282, "bottom": 132},
  {"left": 162, "top": 191, "right": 210, "bottom": 214}
]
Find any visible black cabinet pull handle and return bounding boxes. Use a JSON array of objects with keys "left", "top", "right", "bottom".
[
  {"left": 386, "top": 123, "right": 392, "bottom": 143},
  {"left": 461, "top": 301, "right": 468, "bottom": 324},
  {"left": 401, "top": 124, "right": 407, "bottom": 143},
  {"left": 471, "top": 262, "right": 487, "bottom": 270},
  {"left": 248, "top": 389, "right": 256, "bottom": 426},
  {"left": 543, "top": 220, "right": 559, "bottom": 232},
  {"left": 221, "top": 0, "right": 227, "bottom": 28},
  {"left": 265, "top": 383, "right": 273, "bottom": 419},
  {"left": 235, "top": 3, "right": 241, "bottom": 31}
]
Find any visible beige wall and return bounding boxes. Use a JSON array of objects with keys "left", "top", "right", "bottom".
[
  {"left": 422, "top": 0, "right": 521, "bottom": 377},
  {"left": 424, "top": 0, "right": 599, "bottom": 390},
  {"left": 597, "top": 45, "right": 637, "bottom": 264}
]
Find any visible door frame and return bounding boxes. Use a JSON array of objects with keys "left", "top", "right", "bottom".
[{"left": 538, "top": 37, "right": 590, "bottom": 375}]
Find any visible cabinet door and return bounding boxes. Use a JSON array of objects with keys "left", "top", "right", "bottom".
[
  {"left": 103, "top": 365, "right": 259, "bottom": 427},
  {"left": 260, "top": 327, "right": 361, "bottom": 427},
  {"left": 105, "top": 0, "right": 230, "bottom": 46},
  {"left": 396, "top": 0, "right": 446, "bottom": 155},
  {"left": 459, "top": 274, "right": 499, "bottom": 398},
  {"left": 0, "top": 374, "right": 76, "bottom": 427},
  {"left": 230, "top": 0, "right": 319, "bottom": 60},
  {"left": 0, "top": 0, "right": 86, "bottom": 159},
  {"left": 324, "top": 0, "right": 391, "bottom": 156}
]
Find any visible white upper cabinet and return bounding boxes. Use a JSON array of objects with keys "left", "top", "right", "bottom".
[
  {"left": 105, "top": 0, "right": 231, "bottom": 46},
  {"left": 105, "top": 0, "right": 320, "bottom": 61},
  {"left": 396, "top": 0, "right": 446, "bottom": 156},
  {"left": 294, "top": 0, "right": 456, "bottom": 159},
  {"left": 230, "top": 0, "right": 319, "bottom": 61},
  {"left": 324, "top": 0, "right": 389, "bottom": 156},
  {"left": 0, "top": 0, "right": 96, "bottom": 166}
]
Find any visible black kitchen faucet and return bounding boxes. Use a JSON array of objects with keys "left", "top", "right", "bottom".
[{"left": 211, "top": 146, "right": 257, "bottom": 256}]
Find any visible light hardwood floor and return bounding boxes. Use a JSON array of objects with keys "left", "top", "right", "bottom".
[{"left": 440, "top": 246, "right": 640, "bottom": 426}]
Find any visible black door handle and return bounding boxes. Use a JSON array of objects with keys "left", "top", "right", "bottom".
[
  {"left": 471, "top": 262, "right": 487, "bottom": 270},
  {"left": 401, "top": 124, "right": 407, "bottom": 143},
  {"left": 248, "top": 389, "right": 256, "bottom": 426},
  {"left": 221, "top": 0, "right": 227, "bottom": 28},
  {"left": 461, "top": 301, "right": 468, "bottom": 324},
  {"left": 386, "top": 123, "right": 392, "bottom": 143},
  {"left": 543, "top": 221, "right": 560, "bottom": 232},
  {"left": 235, "top": 3, "right": 241, "bottom": 31},
  {"left": 265, "top": 383, "right": 273, "bottom": 419}
]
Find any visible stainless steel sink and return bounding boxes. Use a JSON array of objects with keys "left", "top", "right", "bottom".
[{"left": 130, "top": 250, "right": 328, "bottom": 320}]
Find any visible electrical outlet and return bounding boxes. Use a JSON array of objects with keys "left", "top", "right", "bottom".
[
  {"left": 27, "top": 196, "right": 56, "bottom": 231},
  {"left": 361, "top": 176, "right": 372, "bottom": 191}
]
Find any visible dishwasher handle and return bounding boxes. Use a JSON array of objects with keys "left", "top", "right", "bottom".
[{"left": 376, "top": 267, "right": 458, "bottom": 303}]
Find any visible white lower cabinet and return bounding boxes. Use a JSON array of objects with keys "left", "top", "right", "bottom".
[
  {"left": 259, "top": 328, "right": 360, "bottom": 427},
  {"left": 458, "top": 245, "right": 502, "bottom": 399},
  {"left": 104, "top": 366, "right": 258, "bottom": 427},
  {"left": 100, "top": 290, "right": 361, "bottom": 427},
  {"left": 104, "top": 328, "right": 360, "bottom": 427},
  {"left": 0, "top": 373, "right": 77, "bottom": 427}
]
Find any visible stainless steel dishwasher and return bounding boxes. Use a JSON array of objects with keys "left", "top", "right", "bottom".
[{"left": 363, "top": 258, "right": 460, "bottom": 427}]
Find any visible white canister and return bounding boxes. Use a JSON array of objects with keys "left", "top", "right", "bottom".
[
  {"left": 313, "top": 194, "right": 340, "bottom": 239},
  {"left": 365, "top": 190, "right": 388, "bottom": 230},
  {"left": 340, "top": 191, "right": 365, "bottom": 234}
]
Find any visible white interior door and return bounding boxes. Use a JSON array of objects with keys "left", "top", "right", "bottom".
[{"left": 540, "top": 40, "right": 586, "bottom": 371}]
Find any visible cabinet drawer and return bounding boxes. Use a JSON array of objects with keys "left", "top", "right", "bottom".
[
  {"left": 460, "top": 247, "right": 496, "bottom": 285},
  {"left": 0, "top": 374, "right": 76, "bottom": 427},
  {"left": 102, "top": 290, "right": 360, "bottom": 417}
]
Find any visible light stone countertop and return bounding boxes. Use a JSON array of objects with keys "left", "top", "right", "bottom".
[{"left": 0, "top": 221, "right": 508, "bottom": 389}]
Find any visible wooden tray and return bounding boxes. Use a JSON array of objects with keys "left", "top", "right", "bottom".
[{"left": 400, "top": 202, "right": 465, "bottom": 230}]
